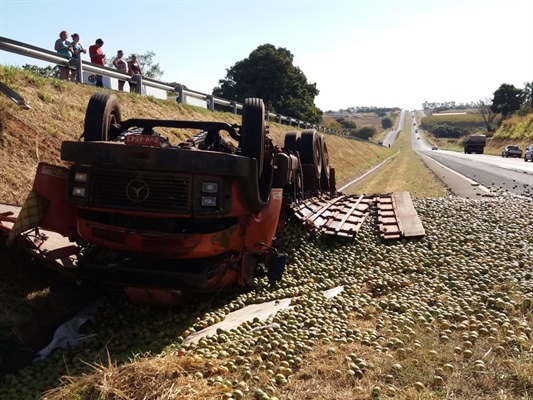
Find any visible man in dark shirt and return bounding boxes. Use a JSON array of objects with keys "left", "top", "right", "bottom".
[{"left": 88, "top": 38, "right": 105, "bottom": 87}]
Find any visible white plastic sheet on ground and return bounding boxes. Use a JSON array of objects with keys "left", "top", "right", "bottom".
[{"left": 34, "top": 301, "right": 100, "bottom": 361}]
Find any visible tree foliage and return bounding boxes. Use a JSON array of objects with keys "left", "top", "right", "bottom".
[
  {"left": 490, "top": 83, "right": 524, "bottom": 120},
  {"left": 335, "top": 118, "right": 357, "bottom": 130},
  {"left": 522, "top": 81, "right": 533, "bottom": 111},
  {"left": 421, "top": 100, "right": 476, "bottom": 114},
  {"left": 351, "top": 126, "right": 375, "bottom": 140},
  {"left": 381, "top": 116, "right": 393, "bottom": 129},
  {"left": 432, "top": 124, "right": 465, "bottom": 138},
  {"left": 213, "top": 44, "right": 322, "bottom": 123},
  {"left": 22, "top": 64, "right": 59, "bottom": 79},
  {"left": 324, "top": 106, "right": 400, "bottom": 116},
  {"left": 476, "top": 98, "right": 497, "bottom": 132}
]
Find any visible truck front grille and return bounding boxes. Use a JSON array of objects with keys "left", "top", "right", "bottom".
[{"left": 90, "top": 170, "right": 191, "bottom": 213}]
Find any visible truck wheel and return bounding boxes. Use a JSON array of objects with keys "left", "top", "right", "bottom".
[
  {"left": 284, "top": 131, "right": 299, "bottom": 153},
  {"left": 83, "top": 92, "right": 122, "bottom": 141},
  {"left": 300, "top": 129, "right": 322, "bottom": 179},
  {"left": 240, "top": 98, "right": 265, "bottom": 177}
]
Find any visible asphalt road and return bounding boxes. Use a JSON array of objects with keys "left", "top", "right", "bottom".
[
  {"left": 381, "top": 110, "right": 407, "bottom": 148},
  {"left": 411, "top": 114, "right": 533, "bottom": 199}
]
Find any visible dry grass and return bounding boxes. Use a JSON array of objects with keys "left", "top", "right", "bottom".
[
  {"left": 40, "top": 306, "right": 533, "bottom": 400},
  {"left": 345, "top": 118, "right": 448, "bottom": 198},
  {"left": 42, "top": 353, "right": 232, "bottom": 400}
]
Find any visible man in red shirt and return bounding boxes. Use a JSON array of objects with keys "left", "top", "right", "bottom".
[{"left": 88, "top": 38, "right": 105, "bottom": 87}]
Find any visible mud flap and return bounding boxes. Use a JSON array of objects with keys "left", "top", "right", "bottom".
[
  {"left": 32, "top": 163, "right": 78, "bottom": 238},
  {"left": 7, "top": 191, "right": 49, "bottom": 247},
  {"left": 267, "top": 253, "right": 286, "bottom": 282}
]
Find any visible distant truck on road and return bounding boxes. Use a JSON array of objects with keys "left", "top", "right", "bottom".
[{"left": 464, "top": 134, "right": 487, "bottom": 154}]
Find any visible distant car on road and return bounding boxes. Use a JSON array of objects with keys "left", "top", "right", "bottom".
[
  {"left": 502, "top": 145, "right": 522, "bottom": 158},
  {"left": 524, "top": 144, "right": 533, "bottom": 162},
  {"left": 431, "top": 146, "right": 438, "bottom": 151},
  {"left": 417, "top": 137, "right": 420, "bottom": 140},
  {"left": 378, "top": 141, "right": 383, "bottom": 145}
]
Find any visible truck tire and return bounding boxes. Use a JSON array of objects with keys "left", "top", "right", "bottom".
[
  {"left": 240, "top": 98, "right": 265, "bottom": 177},
  {"left": 83, "top": 92, "right": 122, "bottom": 141},
  {"left": 300, "top": 129, "right": 322, "bottom": 179},
  {"left": 284, "top": 131, "right": 299, "bottom": 153}
]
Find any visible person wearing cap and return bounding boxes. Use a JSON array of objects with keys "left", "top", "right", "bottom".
[
  {"left": 89, "top": 38, "right": 105, "bottom": 87},
  {"left": 69, "top": 33, "right": 86, "bottom": 82},
  {"left": 112, "top": 50, "right": 129, "bottom": 91},
  {"left": 54, "top": 30, "right": 73, "bottom": 80}
]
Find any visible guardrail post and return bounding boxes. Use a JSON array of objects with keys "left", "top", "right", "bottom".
[
  {"left": 130, "top": 74, "right": 143, "bottom": 94},
  {"left": 230, "top": 101, "right": 237, "bottom": 114},
  {"left": 287, "top": 117, "right": 291, "bottom": 126},
  {"left": 266, "top": 111, "right": 270, "bottom": 121},
  {"left": 75, "top": 57, "right": 83, "bottom": 84},
  {"left": 276, "top": 113, "right": 281, "bottom": 124},
  {"left": 207, "top": 95, "right": 214, "bottom": 110},
  {"left": 176, "top": 86, "right": 184, "bottom": 104}
]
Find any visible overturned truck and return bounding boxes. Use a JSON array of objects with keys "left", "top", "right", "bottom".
[{"left": 0, "top": 93, "right": 424, "bottom": 304}]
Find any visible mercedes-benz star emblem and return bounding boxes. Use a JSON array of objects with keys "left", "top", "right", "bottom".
[{"left": 126, "top": 179, "right": 149, "bottom": 202}]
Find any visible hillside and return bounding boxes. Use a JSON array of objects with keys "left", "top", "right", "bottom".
[{"left": 0, "top": 65, "right": 392, "bottom": 205}]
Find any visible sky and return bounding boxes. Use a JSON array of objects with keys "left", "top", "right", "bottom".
[{"left": 1, "top": 0, "right": 532, "bottom": 112}]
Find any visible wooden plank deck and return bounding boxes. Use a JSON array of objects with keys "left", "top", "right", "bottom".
[{"left": 392, "top": 191, "right": 425, "bottom": 237}]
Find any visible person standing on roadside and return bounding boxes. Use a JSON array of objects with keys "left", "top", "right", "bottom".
[
  {"left": 112, "top": 50, "right": 128, "bottom": 91},
  {"left": 128, "top": 54, "right": 143, "bottom": 93},
  {"left": 54, "top": 30, "right": 73, "bottom": 80},
  {"left": 69, "top": 33, "right": 86, "bottom": 82},
  {"left": 89, "top": 38, "right": 105, "bottom": 87}
]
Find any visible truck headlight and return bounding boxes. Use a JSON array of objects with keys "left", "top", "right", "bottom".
[
  {"left": 201, "top": 196, "right": 217, "bottom": 207},
  {"left": 74, "top": 172, "right": 88, "bottom": 182},
  {"left": 202, "top": 182, "right": 218, "bottom": 193},
  {"left": 72, "top": 187, "right": 86, "bottom": 197}
]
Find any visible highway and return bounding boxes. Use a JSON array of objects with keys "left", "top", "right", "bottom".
[
  {"left": 411, "top": 113, "right": 533, "bottom": 198},
  {"left": 381, "top": 109, "right": 407, "bottom": 148}
]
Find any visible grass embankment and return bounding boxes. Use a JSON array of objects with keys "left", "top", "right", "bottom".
[{"left": 347, "top": 115, "right": 448, "bottom": 198}]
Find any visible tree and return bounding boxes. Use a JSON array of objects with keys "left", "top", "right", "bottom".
[
  {"left": 490, "top": 83, "right": 524, "bottom": 120},
  {"left": 381, "top": 116, "right": 393, "bottom": 129},
  {"left": 335, "top": 118, "right": 357, "bottom": 130},
  {"left": 213, "top": 44, "right": 322, "bottom": 123},
  {"left": 523, "top": 81, "right": 533, "bottom": 108},
  {"left": 106, "top": 51, "right": 164, "bottom": 79},
  {"left": 476, "top": 98, "right": 497, "bottom": 132},
  {"left": 22, "top": 64, "right": 59, "bottom": 79},
  {"left": 351, "top": 126, "right": 375, "bottom": 140}
]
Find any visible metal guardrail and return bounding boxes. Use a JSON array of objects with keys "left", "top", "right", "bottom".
[{"left": 0, "top": 35, "right": 369, "bottom": 138}]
